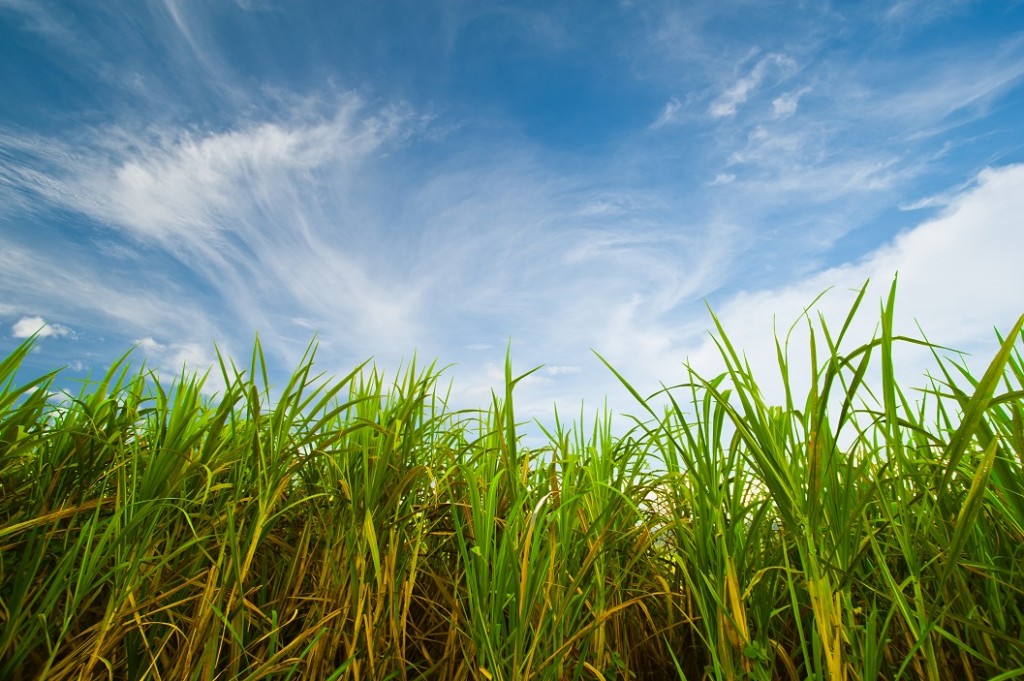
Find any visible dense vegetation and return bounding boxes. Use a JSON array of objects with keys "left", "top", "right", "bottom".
[{"left": 2, "top": 283, "right": 1023, "bottom": 680}]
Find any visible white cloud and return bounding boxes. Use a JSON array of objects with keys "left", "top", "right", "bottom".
[
  {"left": 135, "top": 336, "right": 225, "bottom": 393},
  {"left": 724, "top": 122, "right": 915, "bottom": 203},
  {"left": 898, "top": 196, "right": 944, "bottom": 211},
  {"left": 867, "top": 39, "right": 1024, "bottom": 126},
  {"left": 11, "top": 316, "right": 73, "bottom": 339},
  {"left": 0, "top": 97, "right": 429, "bottom": 364},
  {"left": 4, "top": 99, "right": 728, "bottom": 400},
  {"left": 82, "top": 102, "right": 402, "bottom": 248},
  {"left": 882, "top": 0, "right": 975, "bottom": 26},
  {"left": 772, "top": 87, "right": 811, "bottom": 118},
  {"left": 2, "top": 0, "right": 1020, "bottom": 446},
  {"left": 709, "top": 53, "right": 796, "bottom": 118},
  {"left": 650, "top": 98, "right": 683, "bottom": 129},
  {"left": 0, "top": 0, "right": 81, "bottom": 47},
  {"left": 233, "top": 0, "right": 273, "bottom": 10},
  {"left": 672, "top": 163, "right": 1024, "bottom": 406},
  {"left": 578, "top": 200, "right": 623, "bottom": 216},
  {"left": 495, "top": 163, "right": 1022, "bottom": 430},
  {"left": 728, "top": 124, "right": 804, "bottom": 163},
  {"left": 92, "top": 239, "right": 141, "bottom": 261},
  {"left": 696, "top": 34, "right": 1024, "bottom": 252},
  {"left": 0, "top": 235, "right": 218, "bottom": 344},
  {"left": 0, "top": 95, "right": 416, "bottom": 255},
  {"left": 546, "top": 365, "right": 581, "bottom": 376},
  {"left": 135, "top": 336, "right": 209, "bottom": 367},
  {"left": 897, "top": 175, "right": 979, "bottom": 211}
]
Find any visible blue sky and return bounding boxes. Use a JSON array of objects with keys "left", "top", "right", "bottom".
[{"left": 2, "top": 0, "right": 1023, "bottom": 421}]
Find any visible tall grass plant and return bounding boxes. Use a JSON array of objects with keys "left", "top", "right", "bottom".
[{"left": 2, "top": 282, "right": 1022, "bottom": 679}]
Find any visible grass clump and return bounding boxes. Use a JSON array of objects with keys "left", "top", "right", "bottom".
[{"left": 1, "top": 281, "right": 1023, "bottom": 680}]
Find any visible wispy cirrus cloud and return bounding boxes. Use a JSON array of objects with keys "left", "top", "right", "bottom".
[
  {"left": 709, "top": 53, "right": 796, "bottom": 118},
  {"left": 771, "top": 87, "right": 811, "bottom": 119},
  {"left": 670, "top": 36, "right": 1024, "bottom": 279},
  {"left": 881, "top": 0, "right": 980, "bottom": 27},
  {"left": 0, "top": 233, "right": 219, "bottom": 344},
  {"left": 517, "top": 162, "right": 1023, "bottom": 427},
  {"left": 0, "top": 95, "right": 430, "bottom": 361},
  {"left": 2, "top": 0, "right": 1022, "bottom": 430},
  {"left": 0, "top": 0, "right": 84, "bottom": 49},
  {"left": 650, "top": 97, "right": 683, "bottom": 129},
  {"left": 78, "top": 102, "right": 410, "bottom": 249},
  {"left": 2, "top": 93, "right": 735, "bottom": 405}
]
